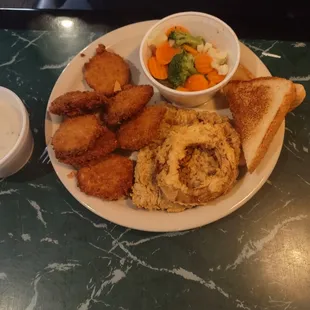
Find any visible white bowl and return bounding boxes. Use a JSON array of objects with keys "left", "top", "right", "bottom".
[
  {"left": 140, "top": 12, "right": 240, "bottom": 108},
  {"left": 0, "top": 87, "right": 33, "bottom": 178}
]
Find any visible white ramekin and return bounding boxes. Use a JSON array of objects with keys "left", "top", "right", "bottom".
[
  {"left": 0, "top": 87, "right": 33, "bottom": 178},
  {"left": 140, "top": 12, "right": 240, "bottom": 108}
]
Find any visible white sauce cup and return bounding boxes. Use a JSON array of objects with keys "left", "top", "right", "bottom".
[{"left": 0, "top": 87, "right": 33, "bottom": 178}]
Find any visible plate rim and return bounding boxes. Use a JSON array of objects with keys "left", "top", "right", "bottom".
[{"left": 45, "top": 20, "right": 284, "bottom": 232}]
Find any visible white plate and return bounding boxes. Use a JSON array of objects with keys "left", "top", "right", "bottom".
[{"left": 45, "top": 20, "right": 284, "bottom": 232}]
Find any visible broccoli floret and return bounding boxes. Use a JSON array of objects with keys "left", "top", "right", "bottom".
[
  {"left": 168, "top": 31, "right": 205, "bottom": 48},
  {"left": 168, "top": 51, "right": 197, "bottom": 88}
]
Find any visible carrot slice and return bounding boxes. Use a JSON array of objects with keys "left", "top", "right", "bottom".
[
  {"left": 208, "top": 81, "right": 217, "bottom": 88},
  {"left": 148, "top": 56, "right": 168, "bottom": 80},
  {"left": 176, "top": 86, "right": 190, "bottom": 92},
  {"left": 185, "top": 74, "right": 209, "bottom": 91},
  {"left": 207, "top": 69, "right": 225, "bottom": 84},
  {"left": 155, "top": 42, "right": 180, "bottom": 65},
  {"left": 183, "top": 44, "right": 198, "bottom": 56},
  {"left": 195, "top": 54, "right": 213, "bottom": 74},
  {"left": 166, "top": 25, "right": 189, "bottom": 36}
]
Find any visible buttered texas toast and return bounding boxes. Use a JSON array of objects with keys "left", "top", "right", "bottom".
[{"left": 224, "top": 77, "right": 306, "bottom": 173}]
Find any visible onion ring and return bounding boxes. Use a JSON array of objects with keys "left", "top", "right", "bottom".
[{"left": 156, "top": 122, "right": 240, "bottom": 205}]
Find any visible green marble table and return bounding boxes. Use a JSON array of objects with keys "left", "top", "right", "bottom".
[{"left": 0, "top": 28, "right": 310, "bottom": 310}]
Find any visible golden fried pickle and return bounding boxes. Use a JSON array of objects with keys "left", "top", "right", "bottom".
[
  {"left": 52, "top": 115, "right": 102, "bottom": 157},
  {"left": 57, "top": 126, "right": 117, "bottom": 168},
  {"left": 77, "top": 154, "right": 134, "bottom": 200},
  {"left": 117, "top": 105, "right": 167, "bottom": 150},
  {"left": 84, "top": 44, "right": 130, "bottom": 96},
  {"left": 103, "top": 85, "right": 154, "bottom": 125},
  {"left": 49, "top": 91, "right": 109, "bottom": 117}
]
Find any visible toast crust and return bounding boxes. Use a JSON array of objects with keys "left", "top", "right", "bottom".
[
  {"left": 248, "top": 83, "right": 295, "bottom": 172},
  {"left": 289, "top": 83, "right": 306, "bottom": 112}
]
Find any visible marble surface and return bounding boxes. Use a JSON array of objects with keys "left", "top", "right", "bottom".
[{"left": 0, "top": 27, "right": 310, "bottom": 310}]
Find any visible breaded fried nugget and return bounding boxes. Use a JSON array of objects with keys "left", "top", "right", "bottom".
[
  {"left": 77, "top": 154, "right": 134, "bottom": 200},
  {"left": 104, "top": 85, "right": 154, "bottom": 125},
  {"left": 57, "top": 126, "right": 117, "bottom": 168},
  {"left": 52, "top": 115, "right": 102, "bottom": 157},
  {"left": 49, "top": 91, "right": 109, "bottom": 117},
  {"left": 117, "top": 105, "right": 167, "bottom": 150},
  {"left": 84, "top": 44, "right": 130, "bottom": 96}
]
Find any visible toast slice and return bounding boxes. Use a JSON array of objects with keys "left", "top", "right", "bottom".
[
  {"left": 224, "top": 77, "right": 297, "bottom": 173},
  {"left": 231, "top": 65, "right": 306, "bottom": 112}
]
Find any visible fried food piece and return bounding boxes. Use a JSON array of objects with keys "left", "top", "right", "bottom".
[
  {"left": 57, "top": 126, "right": 117, "bottom": 168},
  {"left": 117, "top": 105, "right": 167, "bottom": 150},
  {"left": 231, "top": 64, "right": 255, "bottom": 81},
  {"left": 131, "top": 105, "right": 240, "bottom": 212},
  {"left": 52, "top": 115, "right": 102, "bottom": 157},
  {"left": 49, "top": 91, "right": 109, "bottom": 117},
  {"left": 122, "top": 84, "right": 134, "bottom": 91},
  {"left": 155, "top": 123, "right": 240, "bottom": 206},
  {"left": 77, "top": 154, "right": 134, "bottom": 200},
  {"left": 103, "top": 85, "right": 154, "bottom": 125},
  {"left": 132, "top": 145, "right": 186, "bottom": 212},
  {"left": 84, "top": 44, "right": 130, "bottom": 96}
]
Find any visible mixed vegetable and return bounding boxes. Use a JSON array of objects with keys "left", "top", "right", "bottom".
[{"left": 147, "top": 26, "right": 228, "bottom": 91}]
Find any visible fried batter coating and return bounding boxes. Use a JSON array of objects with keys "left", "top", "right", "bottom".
[
  {"left": 49, "top": 91, "right": 109, "bottom": 117},
  {"left": 84, "top": 44, "right": 130, "bottom": 96},
  {"left": 155, "top": 123, "right": 240, "bottom": 206},
  {"left": 52, "top": 115, "right": 102, "bottom": 157},
  {"left": 131, "top": 106, "right": 240, "bottom": 212},
  {"left": 57, "top": 126, "right": 117, "bottom": 168},
  {"left": 77, "top": 154, "right": 134, "bottom": 200},
  {"left": 117, "top": 105, "right": 167, "bottom": 150},
  {"left": 103, "top": 85, "right": 154, "bottom": 125}
]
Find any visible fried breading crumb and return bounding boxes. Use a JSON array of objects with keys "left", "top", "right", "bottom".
[
  {"left": 67, "top": 171, "right": 76, "bottom": 179},
  {"left": 113, "top": 80, "right": 122, "bottom": 92}
]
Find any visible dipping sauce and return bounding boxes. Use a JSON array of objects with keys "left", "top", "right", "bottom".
[{"left": 0, "top": 100, "right": 22, "bottom": 160}]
